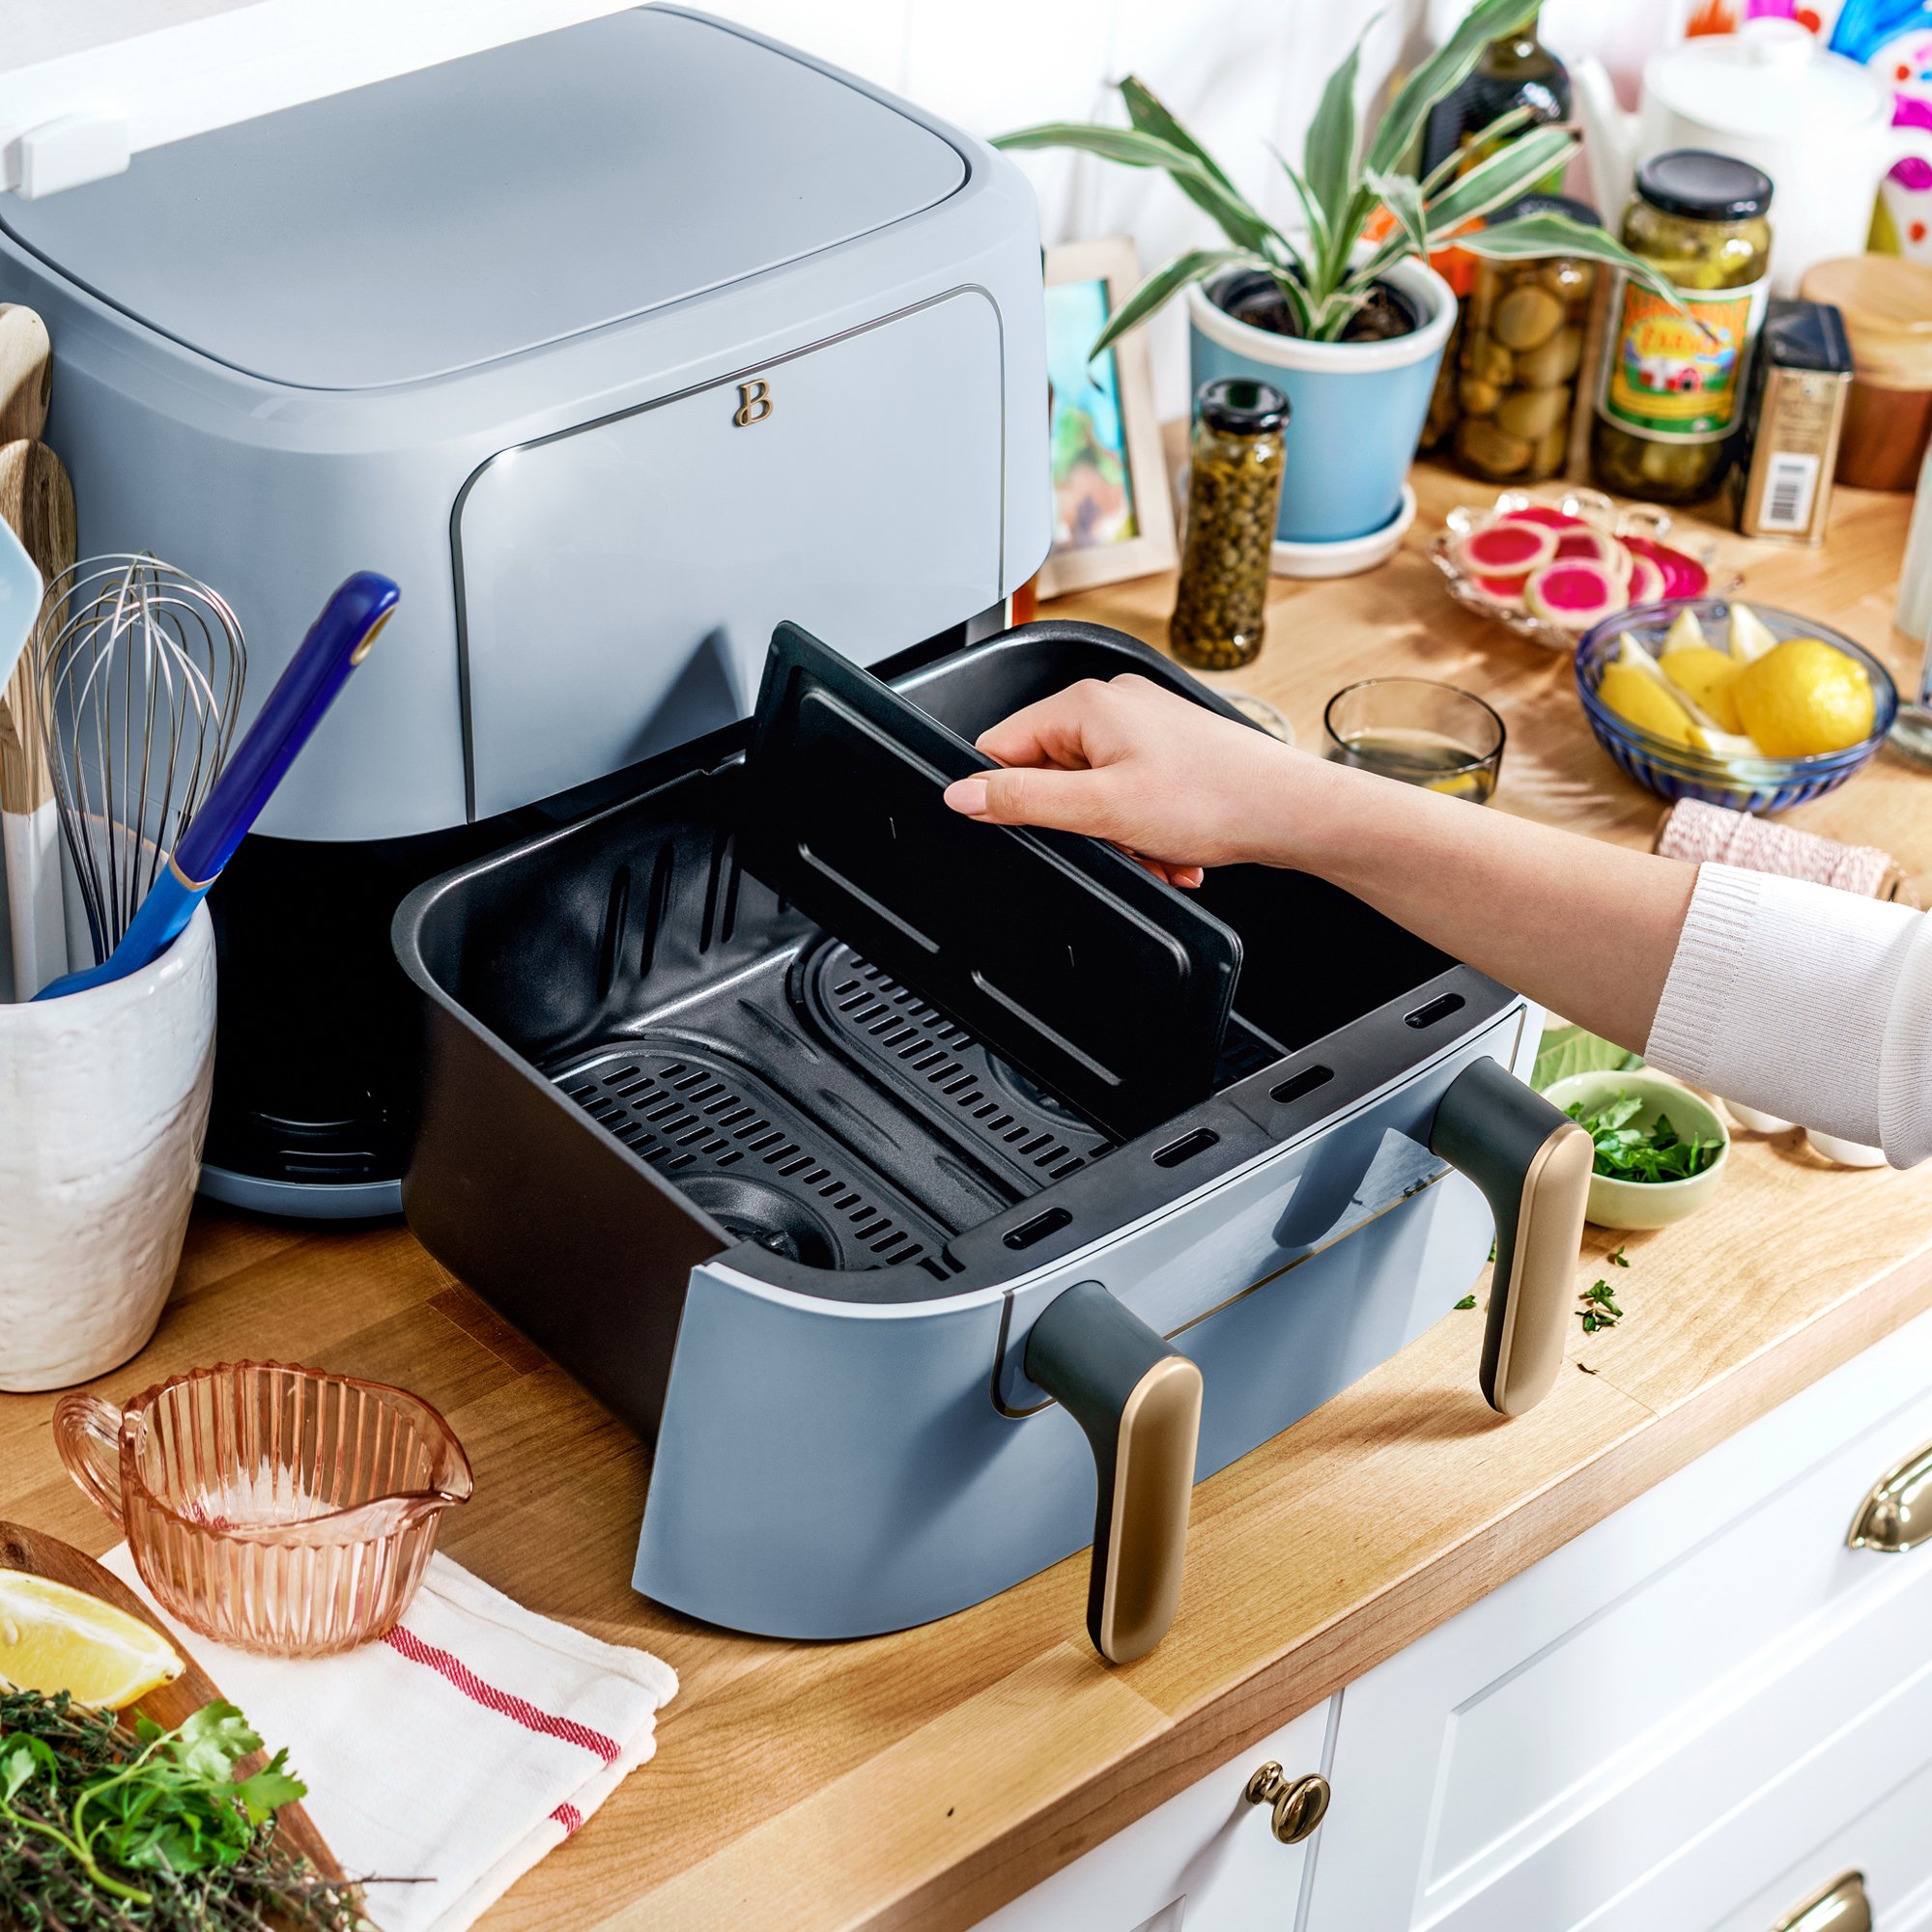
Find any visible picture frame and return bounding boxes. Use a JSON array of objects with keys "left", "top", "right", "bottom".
[{"left": 1037, "top": 237, "right": 1179, "bottom": 598}]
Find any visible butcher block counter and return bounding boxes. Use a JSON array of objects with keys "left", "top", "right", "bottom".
[{"left": 4, "top": 465, "right": 1930, "bottom": 1932}]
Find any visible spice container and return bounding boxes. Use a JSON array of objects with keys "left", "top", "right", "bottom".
[
  {"left": 1592, "top": 151, "right": 1773, "bottom": 504},
  {"left": 1732, "top": 298, "right": 1852, "bottom": 543},
  {"left": 1170, "top": 378, "right": 1288, "bottom": 670},
  {"left": 1798, "top": 256, "right": 1932, "bottom": 492},
  {"left": 1448, "top": 193, "right": 1599, "bottom": 484}
]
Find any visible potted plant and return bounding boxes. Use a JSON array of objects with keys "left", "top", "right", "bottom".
[{"left": 998, "top": 0, "right": 1682, "bottom": 561}]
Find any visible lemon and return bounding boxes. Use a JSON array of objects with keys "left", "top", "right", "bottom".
[
  {"left": 1727, "top": 602, "right": 1780, "bottom": 666},
  {"left": 1658, "top": 608, "right": 1710, "bottom": 658},
  {"left": 1598, "top": 660, "right": 1698, "bottom": 747},
  {"left": 1733, "top": 638, "right": 1875, "bottom": 757},
  {"left": 0, "top": 1571, "right": 184, "bottom": 1709},
  {"left": 1662, "top": 645, "right": 1747, "bottom": 733}
]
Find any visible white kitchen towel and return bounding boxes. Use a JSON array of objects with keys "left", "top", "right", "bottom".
[{"left": 104, "top": 1547, "right": 677, "bottom": 1932}]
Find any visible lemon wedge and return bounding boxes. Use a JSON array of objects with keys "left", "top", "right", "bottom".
[
  {"left": 1727, "top": 602, "right": 1780, "bottom": 666},
  {"left": 0, "top": 1571, "right": 185, "bottom": 1709},
  {"left": 1599, "top": 657, "right": 1698, "bottom": 747},
  {"left": 1662, "top": 645, "right": 1747, "bottom": 733},
  {"left": 1658, "top": 608, "right": 1710, "bottom": 658},
  {"left": 1688, "top": 725, "right": 1763, "bottom": 758},
  {"left": 1734, "top": 638, "right": 1875, "bottom": 756}
]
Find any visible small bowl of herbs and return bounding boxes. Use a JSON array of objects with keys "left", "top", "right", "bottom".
[{"left": 1542, "top": 1069, "right": 1729, "bottom": 1231}]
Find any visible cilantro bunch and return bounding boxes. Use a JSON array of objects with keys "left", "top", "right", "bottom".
[
  {"left": 0, "top": 1690, "right": 358, "bottom": 1930},
  {"left": 1566, "top": 1092, "right": 1721, "bottom": 1185}
]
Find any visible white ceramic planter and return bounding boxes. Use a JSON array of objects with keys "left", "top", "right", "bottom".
[
  {"left": 0, "top": 906, "right": 214, "bottom": 1391},
  {"left": 1186, "top": 253, "right": 1456, "bottom": 557}
]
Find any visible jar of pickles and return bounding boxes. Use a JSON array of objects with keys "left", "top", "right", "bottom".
[
  {"left": 1447, "top": 193, "right": 1599, "bottom": 483},
  {"left": 1170, "top": 378, "right": 1289, "bottom": 670},
  {"left": 1591, "top": 150, "right": 1773, "bottom": 503}
]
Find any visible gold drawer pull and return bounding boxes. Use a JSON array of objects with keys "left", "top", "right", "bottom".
[
  {"left": 1848, "top": 1435, "right": 1932, "bottom": 1552},
  {"left": 1243, "top": 1761, "right": 1331, "bottom": 1845},
  {"left": 1771, "top": 1869, "right": 1868, "bottom": 1932}
]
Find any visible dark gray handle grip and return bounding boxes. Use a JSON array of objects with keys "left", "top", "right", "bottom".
[
  {"left": 1430, "top": 1057, "right": 1592, "bottom": 1417},
  {"left": 1024, "top": 1281, "right": 1204, "bottom": 1663}
]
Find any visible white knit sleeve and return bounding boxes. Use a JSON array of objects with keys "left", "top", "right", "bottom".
[{"left": 1644, "top": 862, "right": 1932, "bottom": 1168}]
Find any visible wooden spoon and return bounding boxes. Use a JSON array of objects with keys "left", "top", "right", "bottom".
[{"left": 0, "top": 1520, "right": 346, "bottom": 1887}]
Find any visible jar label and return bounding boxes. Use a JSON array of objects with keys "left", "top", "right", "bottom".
[{"left": 1595, "top": 273, "right": 1768, "bottom": 444}]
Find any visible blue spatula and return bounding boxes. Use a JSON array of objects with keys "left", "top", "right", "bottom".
[{"left": 35, "top": 571, "right": 398, "bottom": 1000}]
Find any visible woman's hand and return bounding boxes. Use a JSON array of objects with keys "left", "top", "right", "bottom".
[{"left": 940, "top": 674, "right": 1308, "bottom": 884}]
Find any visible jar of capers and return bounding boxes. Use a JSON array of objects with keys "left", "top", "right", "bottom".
[
  {"left": 1448, "top": 193, "right": 1600, "bottom": 483},
  {"left": 1590, "top": 150, "right": 1773, "bottom": 503},
  {"left": 1170, "top": 378, "right": 1289, "bottom": 671}
]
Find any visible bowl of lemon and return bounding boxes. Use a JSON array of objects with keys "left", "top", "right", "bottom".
[{"left": 1575, "top": 600, "right": 1897, "bottom": 812}]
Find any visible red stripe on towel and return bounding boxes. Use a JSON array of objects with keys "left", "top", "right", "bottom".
[
  {"left": 552, "top": 1803, "right": 584, "bottom": 1834},
  {"left": 384, "top": 1625, "right": 621, "bottom": 1764}
]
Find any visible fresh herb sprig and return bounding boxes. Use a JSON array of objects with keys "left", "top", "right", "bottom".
[
  {"left": 1578, "top": 1279, "right": 1622, "bottom": 1334},
  {"left": 0, "top": 1690, "right": 359, "bottom": 1931},
  {"left": 1566, "top": 1092, "right": 1721, "bottom": 1185}
]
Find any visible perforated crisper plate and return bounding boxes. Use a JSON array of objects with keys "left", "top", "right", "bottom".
[
  {"left": 555, "top": 1041, "right": 946, "bottom": 1272},
  {"left": 746, "top": 623, "right": 1242, "bottom": 1140}
]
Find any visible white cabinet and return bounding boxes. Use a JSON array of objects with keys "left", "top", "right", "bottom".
[
  {"left": 979, "top": 1698, "right": 1335, "bottom": 1932},
  {"left": 983, "top": 1307, "right": 1932, "bottom": 1932},
  {"left": 1304, "top": 1302, "right": 1932, "bottom": 1931}
]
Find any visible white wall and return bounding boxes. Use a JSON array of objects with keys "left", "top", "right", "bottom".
[{"left": 705, "top": 0, "right": 1426, "bottom": 417}]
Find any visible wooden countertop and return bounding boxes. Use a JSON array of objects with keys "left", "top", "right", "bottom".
[{"left": 6, "top": 465, "right": 1931, "bottom": 1932}]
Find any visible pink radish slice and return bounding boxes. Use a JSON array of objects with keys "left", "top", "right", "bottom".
[
  {"left": 1471, "top": 571, "right": 1529, "bottom": 609},
  {"left": 1621, "top": 533, "right": 1709, "bottom": 598},
  {"left": 1524, "top": 559, "right": 1623, "bottom": 630},
  {"left": 1551, "top": 526, "right": 1632, "bottom": 579},
  {"left": 1504, "top": 504, "right": 1584, "bottom": 529},
  {"left": 1453, "top": 519, "right": 1557, "bottom": 575},
  {"left": 1625, "top": 554, "right": 1667, "bottom": 606}
]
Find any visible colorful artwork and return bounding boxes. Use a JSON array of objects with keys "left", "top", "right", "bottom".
[
  {"left": 1700, "top": 0, "right": 1932, "bottom": 260},
  {"left": 1044, "top": 278, "right": 1139, "bottom": 553}
]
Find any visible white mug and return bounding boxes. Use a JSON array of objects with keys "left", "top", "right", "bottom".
[{"left": 0, "top": 905, "right": 213, "bottom": 1390}]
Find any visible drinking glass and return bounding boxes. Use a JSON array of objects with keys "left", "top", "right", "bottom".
[{"left": 1322, "top": 678, "right": 1506, "bottom": 802}]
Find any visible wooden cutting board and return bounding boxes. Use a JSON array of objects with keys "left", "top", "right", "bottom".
[{"left": 0, "top": 1520, "right": 346, "bottom": 1886}]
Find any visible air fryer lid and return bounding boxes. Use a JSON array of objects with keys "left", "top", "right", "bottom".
[
  {"left": 745, "top": 623, "right": 1241, "bottom": 1139},
  {"left": 0, "top": 9, "right": 966, "bottom": 390}
]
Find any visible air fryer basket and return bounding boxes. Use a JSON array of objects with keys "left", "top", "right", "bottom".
[{"left": 394, "top": 622, "right": 1502, "bottom": 1435}]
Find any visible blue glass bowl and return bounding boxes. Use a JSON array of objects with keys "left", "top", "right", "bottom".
[{"left": 1575, "top": 601, "right": 1898, "bottom": 814}]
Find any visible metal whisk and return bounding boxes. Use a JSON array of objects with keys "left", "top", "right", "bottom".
[{"left": 35, "top": 554, "right": 245, "bottom": 967}]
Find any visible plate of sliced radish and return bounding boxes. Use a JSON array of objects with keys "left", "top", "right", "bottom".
[{"left": 1430, "top": 488, "right": 1739, "bottom": 652}]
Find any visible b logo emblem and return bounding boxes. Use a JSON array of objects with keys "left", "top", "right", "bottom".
[{"left": 733, "top": 379, "right": 773, "bottom": 426}]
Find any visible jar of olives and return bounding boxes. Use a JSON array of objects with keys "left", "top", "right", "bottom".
[
  {"left": 1170, "top": 378, "right": 1289, "bottom": 670},
  {"left": 1448, "top": 193, "right": 1599, "bottom": 483},
  {"left": 1591, "top": 150, "right": 1773, "bottom": 503}
]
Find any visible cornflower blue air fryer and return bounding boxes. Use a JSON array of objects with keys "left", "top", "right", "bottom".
[{"left": 3, "top": 2, "right": 1589, "bottom": 1659}]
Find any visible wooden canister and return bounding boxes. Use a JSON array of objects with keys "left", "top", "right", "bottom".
[{"left": 1799, "top": 257, "right": 1932, "bottom": 491}]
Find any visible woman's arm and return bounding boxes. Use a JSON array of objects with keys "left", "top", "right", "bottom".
[
  {"left": 941, "top": 672, "right": 1698, "bottom": 1054},
  {"left": 943, "top": 673, "right": 1932, "bottom": 1166}
]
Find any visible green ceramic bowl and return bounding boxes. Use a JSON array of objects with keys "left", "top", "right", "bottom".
[{"left": 1542, "top": 1069, "right": 1729, "bottom": 1231}]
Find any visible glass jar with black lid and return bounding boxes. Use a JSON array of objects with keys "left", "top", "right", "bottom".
[
  {"left": 1448, "top": 192, "right": 1602, "bottom": 484},
  {"left": 1591, "top": 149, "right": 1774, "bottom": 503},
  {"left": 1170, "top": 378, "right": 1289, "bottom": 671}
]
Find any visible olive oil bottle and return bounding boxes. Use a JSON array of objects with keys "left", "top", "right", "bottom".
[{"left": 1420, "top": 8, "right": 1572, "bottom": 186}]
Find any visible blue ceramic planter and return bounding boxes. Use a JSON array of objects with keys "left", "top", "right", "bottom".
[{"left": 1187, "top": 253, "right": 1455, "bottom": 549}]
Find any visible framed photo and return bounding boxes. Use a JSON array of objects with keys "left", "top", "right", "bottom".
[{"left": 1037, "top": 237, "right": 1178, "bottom": 598}]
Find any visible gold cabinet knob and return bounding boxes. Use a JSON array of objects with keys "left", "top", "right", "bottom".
[
  {"left": 1771, "top": 1869, "right": 1869, "bottom": 1932},
  {"left": 1848, "top": 1435, "right": 1932, "bottom": 1552},
  {"left": 1243, "top": 1761, "right": 1331, "bottom": 1844}
]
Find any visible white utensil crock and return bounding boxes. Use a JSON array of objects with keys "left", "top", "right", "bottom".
[{"left": 0, "top": 905, "right": 214, "bottom": 1390}]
